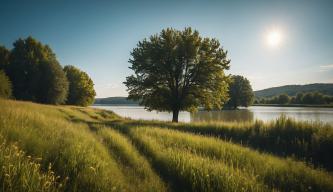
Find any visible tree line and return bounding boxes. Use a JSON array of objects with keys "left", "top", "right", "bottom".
[
  {"left": 255, "top": 92, "right": 333, "bottom": 105},
  {"left": 0, "top": 37, "right": 95, "bottom": 106},
  {"left": 1, "top": 29, "right": 255, "bottom": 122}
]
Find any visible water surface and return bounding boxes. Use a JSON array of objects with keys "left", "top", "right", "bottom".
[{"left": 92, "top": 105, "right": 333, "bottom": 124}]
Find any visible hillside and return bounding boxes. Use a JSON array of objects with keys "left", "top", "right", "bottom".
[
  {"left": 94, "top": 97, "right": 139, "bottom": 105},
  {"left": 0, "top": 99, "right": 333, "bottom": 191},
  {"left": 254, "top": 83, "right": 333, "bottom": 98}
]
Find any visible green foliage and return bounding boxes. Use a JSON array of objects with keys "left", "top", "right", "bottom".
[
  {"left": 64, "top": 65, "right": 96, "bottom": 106},
  {"left": 225, "top": 75, "right": 254, "bottom": 109},
  {"left": 277, "top": 93, "right": 290, "bottom": 104},
  {"left": 0, "top": 46, "right": 10, "bottom": 71},
  {"left": 257, "top": 92, "right": 333, "bottom": 105},
  {"left": 125, "top": 27, "right": 230, "bottom": 122},
  {"left": 295, "top": 92, "right": 304, "bottom": 103},
  {"left": 7, "top": 37, "right": 68, "bottom": 104},
  {"left": 0, "top": 70, "right": 12, "bottom": 98}
]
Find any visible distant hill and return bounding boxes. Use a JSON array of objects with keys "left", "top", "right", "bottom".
[
  {"left": 254, "top": 83, "right": 333, "bottom": 98},
  {"left": 94, "top": 97, "right": 139, "bottom": 105}
]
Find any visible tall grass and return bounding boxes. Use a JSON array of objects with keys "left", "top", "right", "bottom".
[
  {"left": 1, "top": 99, "right": 333, "bottom": 192},
  {"left": 127, "top": 127, "right": 333, "bottom": 192},
  {"left": 115, "top": 116, "right": 333, "bottom": 171},
  {"left": 0, "top": 99, "right": 126, "bottom": 191},
  {"left": 0, "top": 137, "right": 65, "bottom": 192}
]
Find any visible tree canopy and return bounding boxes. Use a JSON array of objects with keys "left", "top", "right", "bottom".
[
  {"left": 225, "top": 75, "right": 254, "bottom": 109},
  {"left": 0, "top": 70, "right": 12, "bottom": 98},
  {"left": 124, "top": 28, "right": 230, "bottom": 122},
  {"left": 64, "top": 65, "right": 96, "bottom": 106},
  {"left": 6, "top": 37, "right": 68, "bottom": 104}
]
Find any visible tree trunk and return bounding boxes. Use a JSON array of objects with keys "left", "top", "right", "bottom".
[{"left": 172, "top": 109, "right": 179, "bottom": 123}]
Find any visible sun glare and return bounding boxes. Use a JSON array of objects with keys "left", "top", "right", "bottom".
[{"left": 266, "top": 30, "right": 282, "bottom": 47}]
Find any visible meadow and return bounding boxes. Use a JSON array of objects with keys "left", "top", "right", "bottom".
[{"left": 0, "top": 98, "right": 333, "bottom": 191}]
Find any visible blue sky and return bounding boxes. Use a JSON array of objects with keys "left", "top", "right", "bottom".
[{"left": 1, "top": 0, "right": 332, "bottom": 97}]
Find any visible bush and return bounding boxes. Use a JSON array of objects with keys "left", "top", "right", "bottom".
[{"left": 0, "top": 70, "right": 12, "bottom": 98}]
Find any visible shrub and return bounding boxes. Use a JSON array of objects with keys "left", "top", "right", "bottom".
[{"left": 0, "top": 70, "right": 12, "bottom": 98}]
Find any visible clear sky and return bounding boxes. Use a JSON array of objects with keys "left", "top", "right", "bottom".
[{"left": 1, "top": 0, "right": 332, "bottom": 97}]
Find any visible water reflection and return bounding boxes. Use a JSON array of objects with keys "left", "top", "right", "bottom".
[{"left": 191, "top": 109, "right": 254, "bottom": 122}]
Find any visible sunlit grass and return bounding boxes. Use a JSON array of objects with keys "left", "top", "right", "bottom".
[
  {"left": 1, "top": 98, "right": 333, "bottom": 191},
  {"left": 0, "top": 99, "right": 125, "bottom": 191},
  {"left": 128, "top": 127, "right": 333, "bottom": 192},
  {"left": 94, "top": 125, "right": 168, "bottom": 192},
  {"left": 0, "top": 137, "right": 65, "bottom": 192},
  {"left": 114, "top": 116, "right": 333, "bottom": 171}
]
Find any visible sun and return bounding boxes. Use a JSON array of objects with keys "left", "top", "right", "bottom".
[{"left": 266, "top": 30, "right": 282, "bottom": 47}]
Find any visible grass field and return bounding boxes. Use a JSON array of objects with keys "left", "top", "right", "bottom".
[{"left": 0, "top": 99, "right": 333, "bottom": 191}]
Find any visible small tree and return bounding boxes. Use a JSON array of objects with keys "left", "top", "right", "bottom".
[
  {"left": 312, "top": 92, "right": 325, "bottom": 104},
  {"left": 277, "top": 94, "right": 290, "bottom": 104},
  {"left": 7, "top": 37, "right": 68, "bottom": 104},
  {"left": 64, "top": 65, "right": 96, "bottom": 106},
  {"left": 125, "top": 28, "right": 230, "bottom": 122},
  {"left": 302, "top": 92, "right": 314, "bottom": 104},
  {"left": 295, "top": 93, "right": 304, "bottom": 104},
  {"left": 0, "top": 70, "right": 12, "bottom": 98},
  {"left": 225, "top": 75, "right": 254, "bottom": 109}
]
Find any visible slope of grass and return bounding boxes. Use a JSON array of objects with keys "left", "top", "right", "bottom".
[
  {"left": 126, "top": 127, "right": 333, "bottom": 192},
  {"left": 0, "top": 99, "right": 126, "bottom": 191},
  {"left": 1, "top": 98, "right": 333, "bottom": 192},
  {"left": 113, "top": 116, "right": 333, "bottom": 171}
]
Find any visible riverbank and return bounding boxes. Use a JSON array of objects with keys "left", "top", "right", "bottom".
[{"left": 1, "top": 99, "right": 333, "bottom": 191}]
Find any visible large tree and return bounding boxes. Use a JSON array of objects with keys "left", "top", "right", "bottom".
[
  {"left": 64, "top": 65, "right": 96, "bottom": 106},
  {"left": 7, "top": 37, "right": 68, "bottom": 104},
  {"left": 225, "top": 75, "right": 254, "bottom": 109},
  {"left": 124, "top": 28, "right": 230, "bottom": 122}
]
